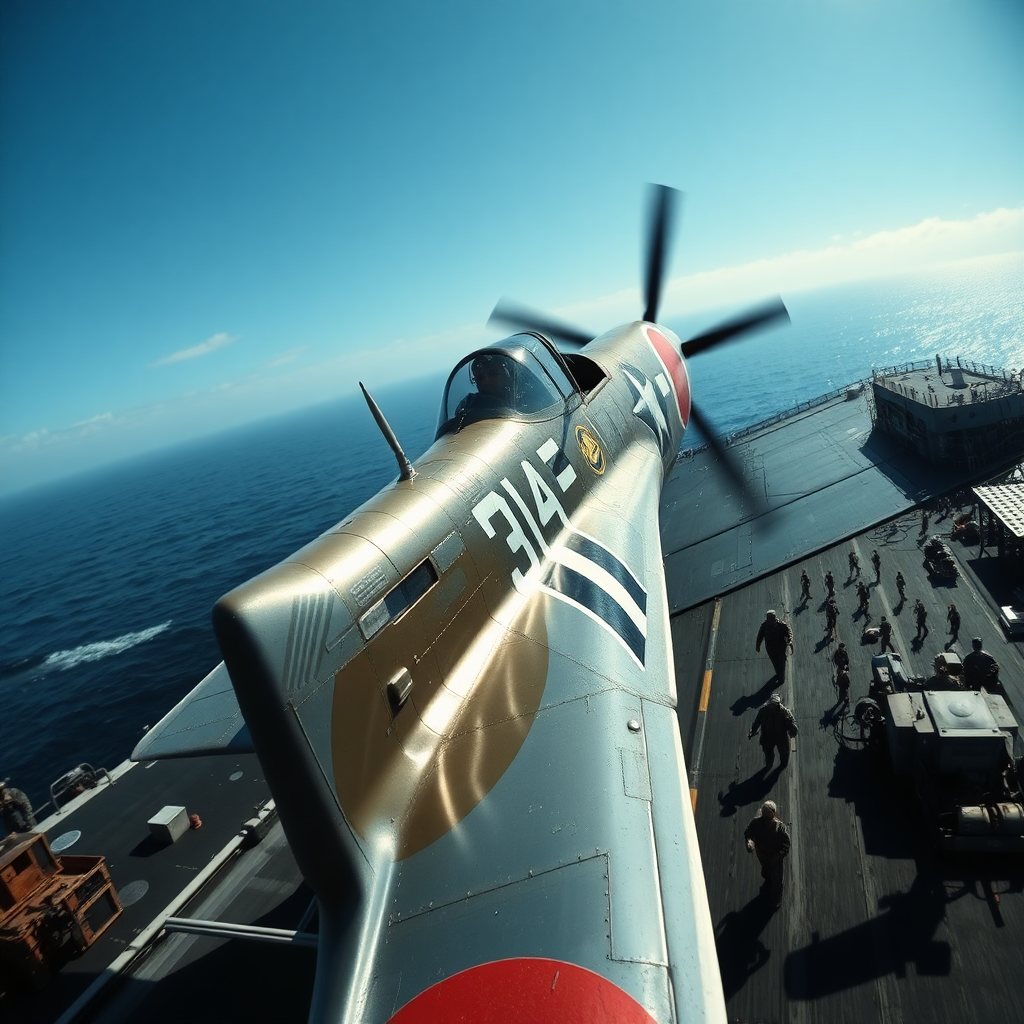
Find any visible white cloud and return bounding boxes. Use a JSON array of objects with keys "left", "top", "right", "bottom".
[
  {"left": 264, "top": 347, "right": 306, "bottom": 369},
  {"left": 558, "top": 207, "right": 1024, "bottom": 327},
  {"left": 2, "top": 413, "right": 127, "bottom": 455},
  {"left": 151, "top": 332, "right": 239, "bottom": 367},
  {"left": 669, "top": 207, "right": 1024, "bottom": 315},
  {"left": 73, "top": 412, "right": 114, "bottom": 429}
]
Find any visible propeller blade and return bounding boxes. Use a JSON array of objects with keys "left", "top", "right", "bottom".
[
  {"left": 488, "top": 299, "right": 595, "bottom": 348},
  {"left": 681, "top": 299, "right": 790, "bottom": 359},
  {"left": 643, "top": 184, "right": 680, "bottom": 324},
  {"left": 688, "top": 401, "right": 767, "bottom": 517}
]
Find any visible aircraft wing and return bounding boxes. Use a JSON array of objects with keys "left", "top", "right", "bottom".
[{"left": 131, "top": 661, "right": 253, "bottom": 760}]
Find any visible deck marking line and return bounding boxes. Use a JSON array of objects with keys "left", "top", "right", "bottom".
[
  {"left": 699, "top": 669, "right": 713, "bottom": 713},
  {"left": 687, "top": 598, "right": 722, "bottom": 804}
]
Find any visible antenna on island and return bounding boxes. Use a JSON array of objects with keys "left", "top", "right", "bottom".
[{"left": 359, "top": 383, "right": 416, "bottom": 482}]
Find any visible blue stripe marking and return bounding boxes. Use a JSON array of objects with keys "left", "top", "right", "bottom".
[
  {"left": 563, "top": 533, "right": 647, "bottom": 613},
  {"left": 543, "top": 563, "right": 646, "bottom": 665}
]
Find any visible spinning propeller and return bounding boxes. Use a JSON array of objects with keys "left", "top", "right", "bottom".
[{"left": 488, "top": 184, "right": 789, "bottom": 517}]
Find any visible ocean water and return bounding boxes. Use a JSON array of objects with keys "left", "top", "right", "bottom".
[{"left": 1, "top": 253, "right": 1021, "bottom": 813}]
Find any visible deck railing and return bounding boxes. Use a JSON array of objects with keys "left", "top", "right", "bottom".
[
  {"left": 676, "top": 377, "right": 869, "bottom": 460},
  {"left": 674, "top": 356, "right": 1022, "bottom": 462},
  {"left": 870, "top": 359, "right": 1022, "bottom": 409}
]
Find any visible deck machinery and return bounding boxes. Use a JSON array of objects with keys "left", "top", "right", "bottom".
[
  {"left": 0, "top": 832, "right": 122, "bottom": 994},
  {"left": 882, "top": 681, "right": 1023, "bottom": 852}
]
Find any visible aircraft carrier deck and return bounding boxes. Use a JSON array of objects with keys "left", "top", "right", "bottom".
[
  {"left": 4, "top": 368, "right": 1022, "bottom": 1024},
  {"left": 668, "top": 375, "right": 1024, "bottom": 1024}
]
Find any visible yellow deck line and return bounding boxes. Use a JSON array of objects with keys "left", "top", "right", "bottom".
[{"left": 699, "top": 669, "right": 713, "bottom": 712}]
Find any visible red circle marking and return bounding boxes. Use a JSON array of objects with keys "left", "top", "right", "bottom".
[
  {"left": 642, "top": 325, "right": 691, "bottom": 428},
  {"left": 387, "top": 958, "right": 660, "bottom": 1024}
]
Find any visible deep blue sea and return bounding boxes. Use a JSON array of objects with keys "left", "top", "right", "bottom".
[{"left": 1, "top": 253, "right": 1021, "bottom": 813}]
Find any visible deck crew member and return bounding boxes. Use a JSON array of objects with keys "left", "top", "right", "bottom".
[
  {"left": 748, "top": 693, "right": 798, "bottom": 771},
  {"left": 799, "top": 570, "right": 811, "bottom": 603},
  {"left": 871, "top": 549, "right": 881, "bottom": 582},
  {"left": 833, "top": 642, "right": 850, "bottom": 675},
  {"left": 744, "top": 800, "right": 791, "bottom": 909},
  {"left": 947, "top": 604, "right": 961, "bottom": 646},
  {"left": 879, "top": 616, "right": 895, "bottom": 653},
  {"left": 914, "top": 599, "right": 928, "bottom": 639},
  {"left": 825, "top": 597, "right": 839, "bottom": 638},
  {"left": 0, "top": 780, "right": 36, "bottom": 834},
  {"left": 964, "top": 638, "right": 999, "bottom": 691},
  {"left": 824, "top": 570, "right": 835, "bottom": 598},
  {"left": 848, "top": 550, "right": 860, "bottom": 578},
  {"left": 835, "top": 667, "right": 851, "bottom": 706},
  {"left": 755, "top": 610, "right": 794, "bottom": 684},
  {"left": 895, "top": 571, "right": 906, "bottom": 601}
]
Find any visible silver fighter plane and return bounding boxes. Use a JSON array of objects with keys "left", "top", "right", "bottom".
[{"left": 135, "top": 186, "right": 788, "bottom": 1024}]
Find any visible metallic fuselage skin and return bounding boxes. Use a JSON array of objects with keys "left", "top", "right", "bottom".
[{"left": 213, "top": 323, "right": 725, "bottom": 1023}]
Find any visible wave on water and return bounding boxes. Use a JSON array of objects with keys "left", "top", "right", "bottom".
[{"left": 38, "top": 621, "right": 173, "bottom": 675}]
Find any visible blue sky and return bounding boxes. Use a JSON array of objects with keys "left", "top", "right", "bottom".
[{"left": 1, "top": 1, "right": 1022, "bottom": 495}]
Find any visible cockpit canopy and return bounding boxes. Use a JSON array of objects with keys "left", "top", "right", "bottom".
[{"left": 436, "top": 334, "right": 578, "bottom": 438}]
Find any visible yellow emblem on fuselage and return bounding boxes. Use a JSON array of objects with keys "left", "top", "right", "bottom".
[{"left": 575, "top": 425, "right": 606, "bottom": 475}]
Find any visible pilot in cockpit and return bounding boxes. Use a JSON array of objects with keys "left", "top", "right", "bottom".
[
  {"left": 471, "top": 353, "right": 513, "bottom": 403},
  {"left": 438, "top": 340, "right": 569, "bottom": 437},
  {"left": 455, "top": 353, "right": 516, "bottom": 422}
]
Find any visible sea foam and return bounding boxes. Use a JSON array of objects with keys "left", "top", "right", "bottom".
[{"left": 40, "top": 621, "right": 172, "bottom": 673}]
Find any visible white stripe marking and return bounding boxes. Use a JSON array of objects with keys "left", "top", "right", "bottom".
[
  {"left": 556, "top": 463, "right": 577, "bottom": 491},
  {"left": 537, "top": 438, "right": 559, "bottom": 463},
  {"left": 539, "top": 584, "right": 645, "bottom": 669},
  {"left": 549, "top": 545, "right": 647, "bottom": 637}
]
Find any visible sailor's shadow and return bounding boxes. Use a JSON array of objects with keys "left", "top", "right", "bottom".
[
  {"left": 819, "top": 703, "right": 846, "bottom": 729},
  {"left": 731, "top": 677, "right": 778, "bottom": 717},
  {"left": 717, "top": 769, "right": 777, "bottom": 818},
  {"left": 715, "top": 895, "right": 775, "bottom": 1000}
]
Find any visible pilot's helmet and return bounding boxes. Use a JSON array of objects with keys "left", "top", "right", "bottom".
[
  {"left": 972, "top": 637, "right": 983, "bottom": 650},
  {"left": 770, "top": 693, "right": 782, "bottom": 704},
  {"left": 470, "top": 353, "right": 509, "bottom": 387},
  {"left": 765, "top": 609, "right": 776, "bottom": 619}
]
